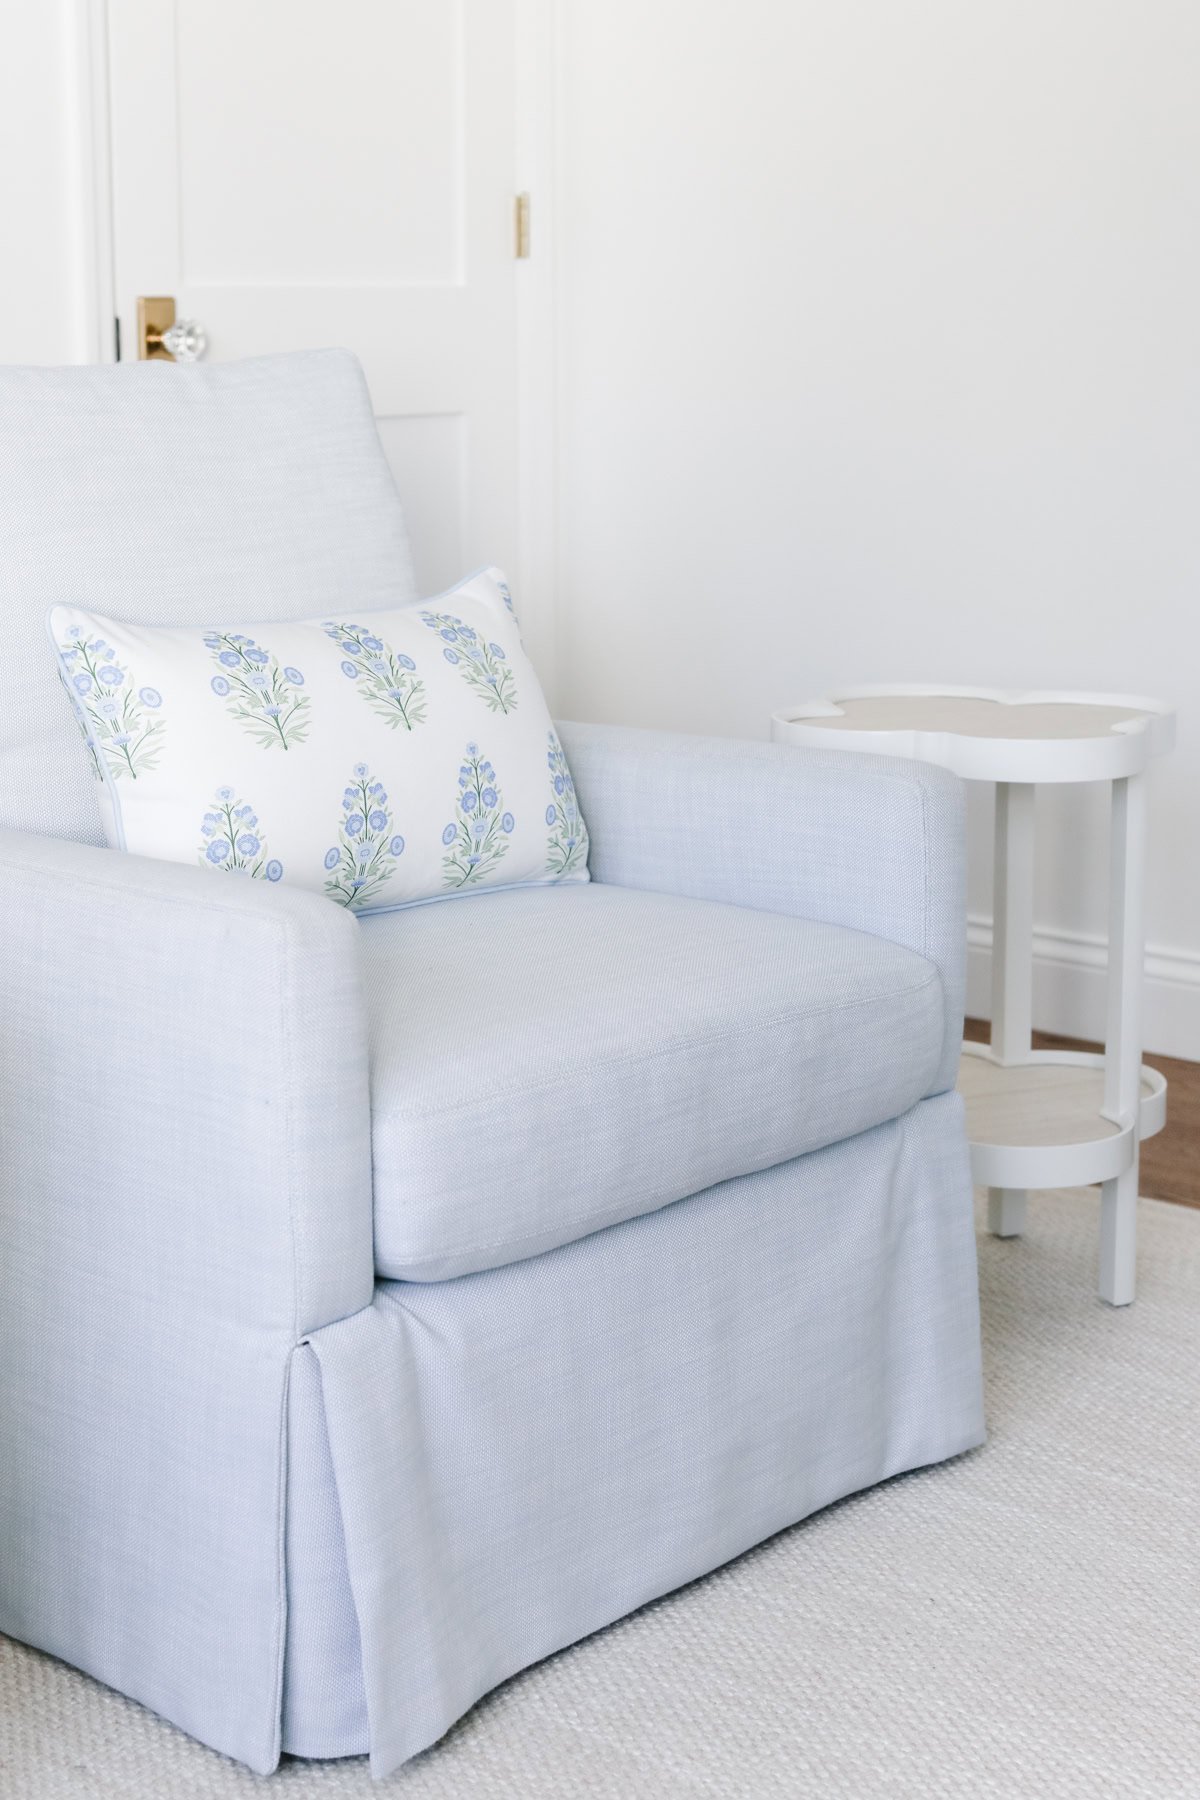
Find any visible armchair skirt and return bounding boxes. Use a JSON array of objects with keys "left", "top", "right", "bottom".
[{"left": 288, "top": 1090, "right": 983, "bottom": 1773}]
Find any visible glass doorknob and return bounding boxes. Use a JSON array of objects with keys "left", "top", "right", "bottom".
[
  {"left": 136, "top": 296, "right": 208, "bottom": 362},
  {"left": 160, "top": 319, "right": 206, "bottom": 362}
]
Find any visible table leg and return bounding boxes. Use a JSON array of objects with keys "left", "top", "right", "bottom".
[
  {"left": 1099, "top": 772, "right": 1146, "bottom": 1306},
  {"left": 988, "top": 781, "right": 1035, "bottom": 1238}
]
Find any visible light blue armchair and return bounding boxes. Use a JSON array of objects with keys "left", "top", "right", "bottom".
[{"left": 0, "top": 352, "right": 984, "bottom": 1777}]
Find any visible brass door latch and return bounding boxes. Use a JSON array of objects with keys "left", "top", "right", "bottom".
[{"left": 136, "top": 297, "right": 207, "bottom": 361}]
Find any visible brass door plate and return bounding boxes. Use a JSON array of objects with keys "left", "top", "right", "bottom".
[{"left": 137, "top": 296, "right": 177, "bottom": 361}]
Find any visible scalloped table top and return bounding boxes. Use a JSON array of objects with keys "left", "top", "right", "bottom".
[
  {"left": 802, "top": 695, "right": 1149, "bottom": 740},
  {"left": 771, "top": 687, "right": 1175, "bottom": 782}
]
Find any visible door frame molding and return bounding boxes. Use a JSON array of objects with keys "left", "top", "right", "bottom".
[
  {"left": 514, "top": 0, "right": 560, "bottom": 702},
  {"left": 73, "top": 0, "right": 117, "bottom": 363}
]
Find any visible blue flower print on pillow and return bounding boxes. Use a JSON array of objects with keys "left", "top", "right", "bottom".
[
  {"left": 57, "top": 629, "right": 164, "bottom": 781},
  {"left": 324, "top": 764, "right": 404, "bottom": 910},
  {"left": 442, "top": 744, "right": 514, "bottom": 888},
  {"left": 197, "top": 789, "right": 283, "bottom": 881},
  {"left": 420, "top": 611, "right": 517, "bottom": 714},
  {"left": 545, "top": 730, "right": 588, "bottom": 876},
  {"left": 204, "top": 631, "right": 309, "bottom": 750},
  {"left": 321, "top": 621, "right": 427, "bottom": 730}
]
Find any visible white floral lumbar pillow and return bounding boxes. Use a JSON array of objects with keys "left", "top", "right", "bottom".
[{"left": 48, "top": 568, "right": 589, "bottom": 914}]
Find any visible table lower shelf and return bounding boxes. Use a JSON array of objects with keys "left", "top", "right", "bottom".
[{"left": 956, "top": 1044, "right": 1166, "bottom": 1190}]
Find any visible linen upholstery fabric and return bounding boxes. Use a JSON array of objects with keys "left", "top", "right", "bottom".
[
  {"left": 360, "top": 883, "right": 946, "bottom": 1280},
  {"left": 305, "top": 1088, "right": 985, "bottom": 1775},
  {"left": 282, "top": 1347, "right": 368, "bottom": 1758},
  {"left": 0, "top": 351, "right": 415, "bottom": 847},
  {"left": 0, "top": 825, "right": 374, "bottom": 1775},
  {"left": 558, "top": 722, "right": 967, "bottom": 1097}
]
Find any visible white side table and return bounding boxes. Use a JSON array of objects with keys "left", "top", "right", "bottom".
[{"left": 771, "top": 686, "right": 1176, "bottom": 1306}]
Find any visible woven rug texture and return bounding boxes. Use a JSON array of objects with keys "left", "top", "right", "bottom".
[{"left": 2, "top": 1188, "right": 1198, "bottom": 1798}]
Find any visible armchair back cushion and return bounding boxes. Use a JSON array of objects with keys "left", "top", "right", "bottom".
[{"left": 0, "top": 351, "right": 415, "bottom": 845}]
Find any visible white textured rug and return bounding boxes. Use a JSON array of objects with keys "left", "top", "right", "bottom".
[{"left": 4, "top": 1189, "right": 1199, "bottom": 1799}]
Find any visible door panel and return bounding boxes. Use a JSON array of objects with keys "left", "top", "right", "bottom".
[
  {"left": 107, "top": 0, "right": 517, "bottom": 584},
  {"left": 174, "top": 0, "right": 461, "bottom": 286}
]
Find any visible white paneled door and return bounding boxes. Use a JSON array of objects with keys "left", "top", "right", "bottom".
[{"left": 106, "top": 0, "right": 520, "bottom": 598}]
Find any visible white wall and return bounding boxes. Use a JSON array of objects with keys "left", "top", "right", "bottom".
[
  {"left": 555, "top": 2, "right": 1200, "bottom": 1056},
  {"left": 0, "top": 3, "right": 102, "bottom": 365}
]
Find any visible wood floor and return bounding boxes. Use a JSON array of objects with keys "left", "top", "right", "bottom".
[{"left": 963, "top": 1019, "right": 1199, "bottom": 1209}]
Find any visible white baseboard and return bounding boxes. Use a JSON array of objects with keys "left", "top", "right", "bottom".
[{"left": 965, "top": 915, "right": 1200, "bottom": 1062}]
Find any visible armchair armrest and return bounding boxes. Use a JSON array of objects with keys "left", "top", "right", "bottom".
[
  {"left": 0, "top": 828, "right": 374, "bottom": 1335},
  {"left": 0, "top": 828, "right": 373, "bottom": 1770},
  {"left": 558, "top": 721, "right": 966, "bottom": 1097}
]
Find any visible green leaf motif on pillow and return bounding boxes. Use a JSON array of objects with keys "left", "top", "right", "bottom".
[
  {"left": 442, "top": 744, "right": 515, "bottom": 888},
  {"left": 322, "top": 620, "right": 427, "bottom": 730},
  {"left": 204, "top": 631, "right": 310, "bottom": 750},
  {"left": 421, "top": 610, "right": 517, "bottom": 714},
  {"left": 323, "top": 764, "right": 406, "bottom": 910},
  {"left": 58, "top": 630, "right": 164, "bottom": 781}
]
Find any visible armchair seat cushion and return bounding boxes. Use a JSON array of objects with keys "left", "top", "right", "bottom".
[{"left": 362, "top": 884, "right": 947, "bottom": 1281}]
